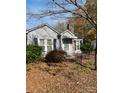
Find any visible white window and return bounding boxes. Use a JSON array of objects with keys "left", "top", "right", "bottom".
[
  {"left": 40, "top": 39, "right": 45, "bottom": 51},
  {"left": 47, "top": 39, "right": 52, "bottom": 52}
]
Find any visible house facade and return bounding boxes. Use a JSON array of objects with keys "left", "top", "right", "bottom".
[{"left": 26, "top": 24, "right": 83, "bottom": 56}]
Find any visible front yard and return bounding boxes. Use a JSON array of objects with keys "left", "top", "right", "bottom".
[{"left": 26, "top": 55, "right": 96, "bottom": 93}]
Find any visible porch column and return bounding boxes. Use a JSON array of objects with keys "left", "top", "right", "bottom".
[
  {"left": 72, "top": 39, "right": 75, "bottom": 53},
  {"left": 75, "top": 39, "right": 77, "bottom": 50},
  {"left": 51, "top": 39, "right": 54, "bottom": 50},
  {"left": 57, "top": 34, "right": 62, "bottom": 50},
  {"left": 79, "top": 40, "right": 80, "bottom": 50},
  {"left": 44, "top": 39, "right": 47, "bottom": 54},
  {"left": 61, "top": 36, "right": 64, "bottom": 50},
  {"left": 37, "top": 37, "right": 40, "bottom": 46}
]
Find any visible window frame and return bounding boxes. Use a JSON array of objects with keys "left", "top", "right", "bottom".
[
  {"left": 47, "top": 39, "right": 53, "bottom": 52},
  {"left": 40, "top": 39, "right": 45, "bottom": 51}
]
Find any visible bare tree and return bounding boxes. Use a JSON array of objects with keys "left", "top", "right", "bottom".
[
  {"left": 54, "top": 21, "right": 66, "bottom": 32},
  {"left": 27, "top": 0, "right": 96, "bottom": 30}
]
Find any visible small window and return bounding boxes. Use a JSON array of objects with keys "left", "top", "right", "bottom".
[{"left": 34, "top": 38, "right": 38, "bottom": 45}]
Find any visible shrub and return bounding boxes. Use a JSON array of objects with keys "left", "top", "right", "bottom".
[
  {"left": 45, "top": 50, "right": 66, "bottom": 63},
  {"left": 80, "top": 42, "right": 93, "bottom": 54},
  {"left": 26, "top": 45, "right": 43, "bottom": 64}
]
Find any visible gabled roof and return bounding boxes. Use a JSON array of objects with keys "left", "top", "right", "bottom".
[
  {"left": 61, "top": 30, "right": 77, "bottom": 38},
  {"left": 26, "top": 24, "right": 60, "bottom": 34}
]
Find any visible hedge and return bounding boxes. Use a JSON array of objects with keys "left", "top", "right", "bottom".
[{"left": 26, "top": 45, "right": 43, "bottom": 63}]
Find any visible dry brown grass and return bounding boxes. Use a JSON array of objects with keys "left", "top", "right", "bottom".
[{"left": 26, "top": 59, "right": 96, "bottom": 93}]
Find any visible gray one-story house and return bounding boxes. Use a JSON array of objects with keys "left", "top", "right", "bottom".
[{"left": 26, "top": 24, "right": 83, "bottom": 56}]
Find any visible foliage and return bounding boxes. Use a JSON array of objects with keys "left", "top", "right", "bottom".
[
  {"left": 45, "top": 50, "right": 66, "bottom": 63},
  {"left": 85, "top": 0, "right": 97, "bottom": 22},
  {"left": 66, "top": 0, "right": 96, "bottom": 39},
  {"left": 80, "top": 42, "right": 94, "bottom": 53},
  {"left": 26, "top": 45, "right": 43, "bottom": 63},
  {"left": 67, "top": 17, "right": 92, "bottom": 38}
]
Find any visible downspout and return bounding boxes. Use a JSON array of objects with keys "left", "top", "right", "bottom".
[{"left": 26, "top": 32, "right": 28, "bottom": 45}]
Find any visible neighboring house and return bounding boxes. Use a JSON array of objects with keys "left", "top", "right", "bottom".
[{"left": 26, "top": 24, "right": 83, "bottom": 56}]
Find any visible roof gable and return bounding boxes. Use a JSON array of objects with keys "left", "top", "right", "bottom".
[
  {"left": 26, "top": 24, "right": 60, "bottom": 34},
  {"left": 61, "top": 30, "right": 77, "bottom": 38}
]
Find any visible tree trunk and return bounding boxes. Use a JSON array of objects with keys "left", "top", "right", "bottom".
[{"left": 94, "top": 45, "right": 97, "bottom": 70}]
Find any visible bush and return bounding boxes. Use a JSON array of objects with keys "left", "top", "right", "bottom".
[
  {"left": 80, "top": 42, "right": 93, "bottom": 54},
  {"left": 26, "top": 45, "right": 43, "bottom": 64},
  {"left": 45, "top": 50, "right": 66, "bottom": 63}
]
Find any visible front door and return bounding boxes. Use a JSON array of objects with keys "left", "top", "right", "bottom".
[
  {"left": 63, "top": 38, "right": 72, "bottom": 55},
  {"left": 64, "top": 43, "right": 69, "bottom": 51}
]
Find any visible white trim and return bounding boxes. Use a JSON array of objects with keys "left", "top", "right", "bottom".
[
  {"left": 51, "top": 39, "right": 54, "bottom": 50},
  {"left": 61, "top": 30, "right": 77, "bottom": 39},
  {"left": 27, "top": 24, "right": 59, "bottom": 34},
  {"left": 73, "top": 39, "right": 82, "bottom": 54}
]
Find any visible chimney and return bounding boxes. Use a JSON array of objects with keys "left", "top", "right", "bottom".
[
  {"left": 67, "top": 23, "right": 74, "bottom": 33},
  {"left": 67, "top": 24, "right": 69, "bottom": 30}
]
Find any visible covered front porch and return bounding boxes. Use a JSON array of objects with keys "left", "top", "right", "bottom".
[{"left": 61, "top": 30, "right": 83, "bottom": 56}]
